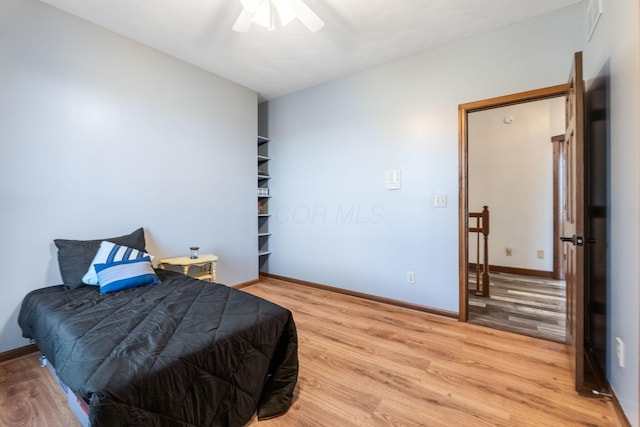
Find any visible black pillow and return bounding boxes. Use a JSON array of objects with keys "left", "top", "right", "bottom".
[{"left": 54, "top": 228, "right": 147, "bottom": 289}]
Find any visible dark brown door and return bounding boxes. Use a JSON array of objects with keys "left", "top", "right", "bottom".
[
  {"left": 561, "top": 51, "right": 586, "bottom": 392},
  {"left": 583, "top": 63, "right": 609, "bottom": 387}
]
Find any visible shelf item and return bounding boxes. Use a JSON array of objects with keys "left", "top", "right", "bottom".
[
  {"left": 258, "top": 199, "right": 269, "bottom": 214},
  {"left": 158, "top": 253, "right": 218, "bottom": 282}
]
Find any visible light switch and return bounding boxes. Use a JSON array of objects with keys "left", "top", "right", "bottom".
[{"left": 386, "top": 170, "right": 401, "bottom": 190}]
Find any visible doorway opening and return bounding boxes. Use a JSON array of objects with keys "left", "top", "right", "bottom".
[{"left": 458, "top": 85, "right": 568, "bottom": 342}]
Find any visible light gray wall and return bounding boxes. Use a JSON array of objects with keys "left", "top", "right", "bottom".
[
  {"left": 583, "top": 0, "right": 639, "bottom": 424},
  {"left": 468, "top": 98, "right": 564, "bottom": 272},
  {"left": 0, "top": 0, "right": 258, "bottom": 352},
  {"left": 266, "top": 5, "right": 583, "bottom": 312}
]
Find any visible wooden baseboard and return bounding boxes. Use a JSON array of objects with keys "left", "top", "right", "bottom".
[
  {"left": 609, "top": 391, "right": 632, "bottom": 427},
  {"left": 468, "top": 264, "right": 555, "bottom": 279},
  {"left": 0, "top": 343, "right": 38, "bottom": 364},
  {"left": 582, "top": 347, "right": 631, "bottom": 426},
  {"left": 232, "top": 278, "right": 261, "bottom": 289},
  {"left": 259, "top": 273, "right": 458, "bottom": 319}
]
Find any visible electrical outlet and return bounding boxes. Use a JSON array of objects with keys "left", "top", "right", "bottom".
[
  {"left": 505, "top": 247, "right": 512, "bottom": 256},
  {"left": 537, "top": 250, "right": 544, "bottom": 259},
  {"left": 407, "top": 271, "right": 415, "bottom": 284},
  {"left": 433, "top": 194, "right": 447, "bottom": 208},
  {"left": 616, "top": 337, "right": 625, "bottom": 368}
]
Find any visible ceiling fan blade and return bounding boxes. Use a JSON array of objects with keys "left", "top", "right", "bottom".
[
  {"left": 232, "top": 7, "right": 256, "bottom": 32},
  {"left": 286, "top": 0, "right": 325, "bottom": 32}
]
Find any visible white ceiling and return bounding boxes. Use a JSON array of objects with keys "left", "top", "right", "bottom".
[{"left": 39, "top": 0, "right": 583, "bottom": 100}]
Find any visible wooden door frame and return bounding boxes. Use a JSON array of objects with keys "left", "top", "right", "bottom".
[
  {"left": 552, "top": 134, "right": 566, "bottom": 281},
  {"left": 458, "top": 84, "right": 569, "bottom": 321}
]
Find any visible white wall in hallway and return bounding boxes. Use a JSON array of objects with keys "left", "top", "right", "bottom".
[{"left": 468, "top": 97, "right": 565, "bottom": 273}]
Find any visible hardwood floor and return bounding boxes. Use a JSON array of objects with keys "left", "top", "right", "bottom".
[
  {"left": 246, "top": 278, "right": 616, "bottom": 426},
  {"left": 0, "top": 353, "right": 78, "bottom": 427},
  {"left": 468, "top": 271, "right": 567, "bottom": 343},
  {"left": 1, "top": 277, "right": 618, "bottom": 426}
]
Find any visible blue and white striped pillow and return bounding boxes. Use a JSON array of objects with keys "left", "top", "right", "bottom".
[
  {"left": 82, "top": 241, "right": 153, "bottom": 285},
  {"left": 94, "top": 256, "right": 159, "bottom": 294}
]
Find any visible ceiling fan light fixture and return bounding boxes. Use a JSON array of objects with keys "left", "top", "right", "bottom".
[
  {"left": 233, "top": 0, "right": 324, "bottom": 33},
  {"left": 273, "top": 0, "right": 297, "bottom": 26},
  {"left": 252, "top": 1, "right": 276, "bottom": 30},
  {"left": 240, "top": 0, "right": 261, "bottom": 10}
]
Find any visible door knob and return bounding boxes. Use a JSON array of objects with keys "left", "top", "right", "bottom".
[
  {"left": 560, "top": 235, "right": 584, "bottom": 246},
  {"left": 560, "top": 235, "right": 596, "bottom": 246}
]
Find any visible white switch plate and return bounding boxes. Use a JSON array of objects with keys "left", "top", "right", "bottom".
[
  {"left": 434, "top": 194, "right": 447, "bottom": 208},
  {"left": 616, "top": 337, "right": 625, "bottom": 368},
  {"left": 386, "top": 170, "right": 401, "bottom": 190},
  {"left": 407, "top": 271, "right": 415, "bottom": 284}
]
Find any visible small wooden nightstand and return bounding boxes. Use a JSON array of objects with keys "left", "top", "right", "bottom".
[{"left": 158, "top": 254, "right": 217, "bottom": 282}]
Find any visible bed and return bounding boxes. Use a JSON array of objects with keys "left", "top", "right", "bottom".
[{"left": 18, "top": 229, "right": 298, "bottom": 426}]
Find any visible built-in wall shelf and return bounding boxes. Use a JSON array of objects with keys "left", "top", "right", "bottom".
[{"left": 258, "top": 135, "right": 271, "bottom": 272}]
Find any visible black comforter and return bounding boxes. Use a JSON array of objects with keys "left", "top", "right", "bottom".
[{"left": 18, "top": 270, "right": 298, "bottom": 426}]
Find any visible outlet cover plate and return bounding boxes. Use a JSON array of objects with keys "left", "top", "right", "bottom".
[{"left": 434, "top": 194, "right": 447, "bottom": 208}]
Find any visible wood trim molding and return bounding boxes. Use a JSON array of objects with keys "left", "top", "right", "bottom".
[
  {"left": 551, "top": 134, "right": 566, "bottom": 280},
  {"left": 232, "top": 278, "right": 261, "bottom": 289},
  {"left": 584, "top": 349, "right": 632, "bottom": 427},
  {"left": 458, "top": 101, "right": 469, "bottom": 321},
  {"left": 260, "top": 273, "right": 458, "bottom": 319},
  {"left": 0, "top": 343, "right": 38, "bottom": 364},
  {"left": 459, "top": 84, "right": 569, "bottom": 112},
  {"left": 610, "top": 394, "right": 632, "bottom": 427},
  {"left": 459, "top": 84, "right": 569, "bottom": 323}
]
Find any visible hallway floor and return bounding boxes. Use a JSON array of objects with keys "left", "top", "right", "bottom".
[{"left": 468, "top": 271, "right": 566, "bottom": 343}]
